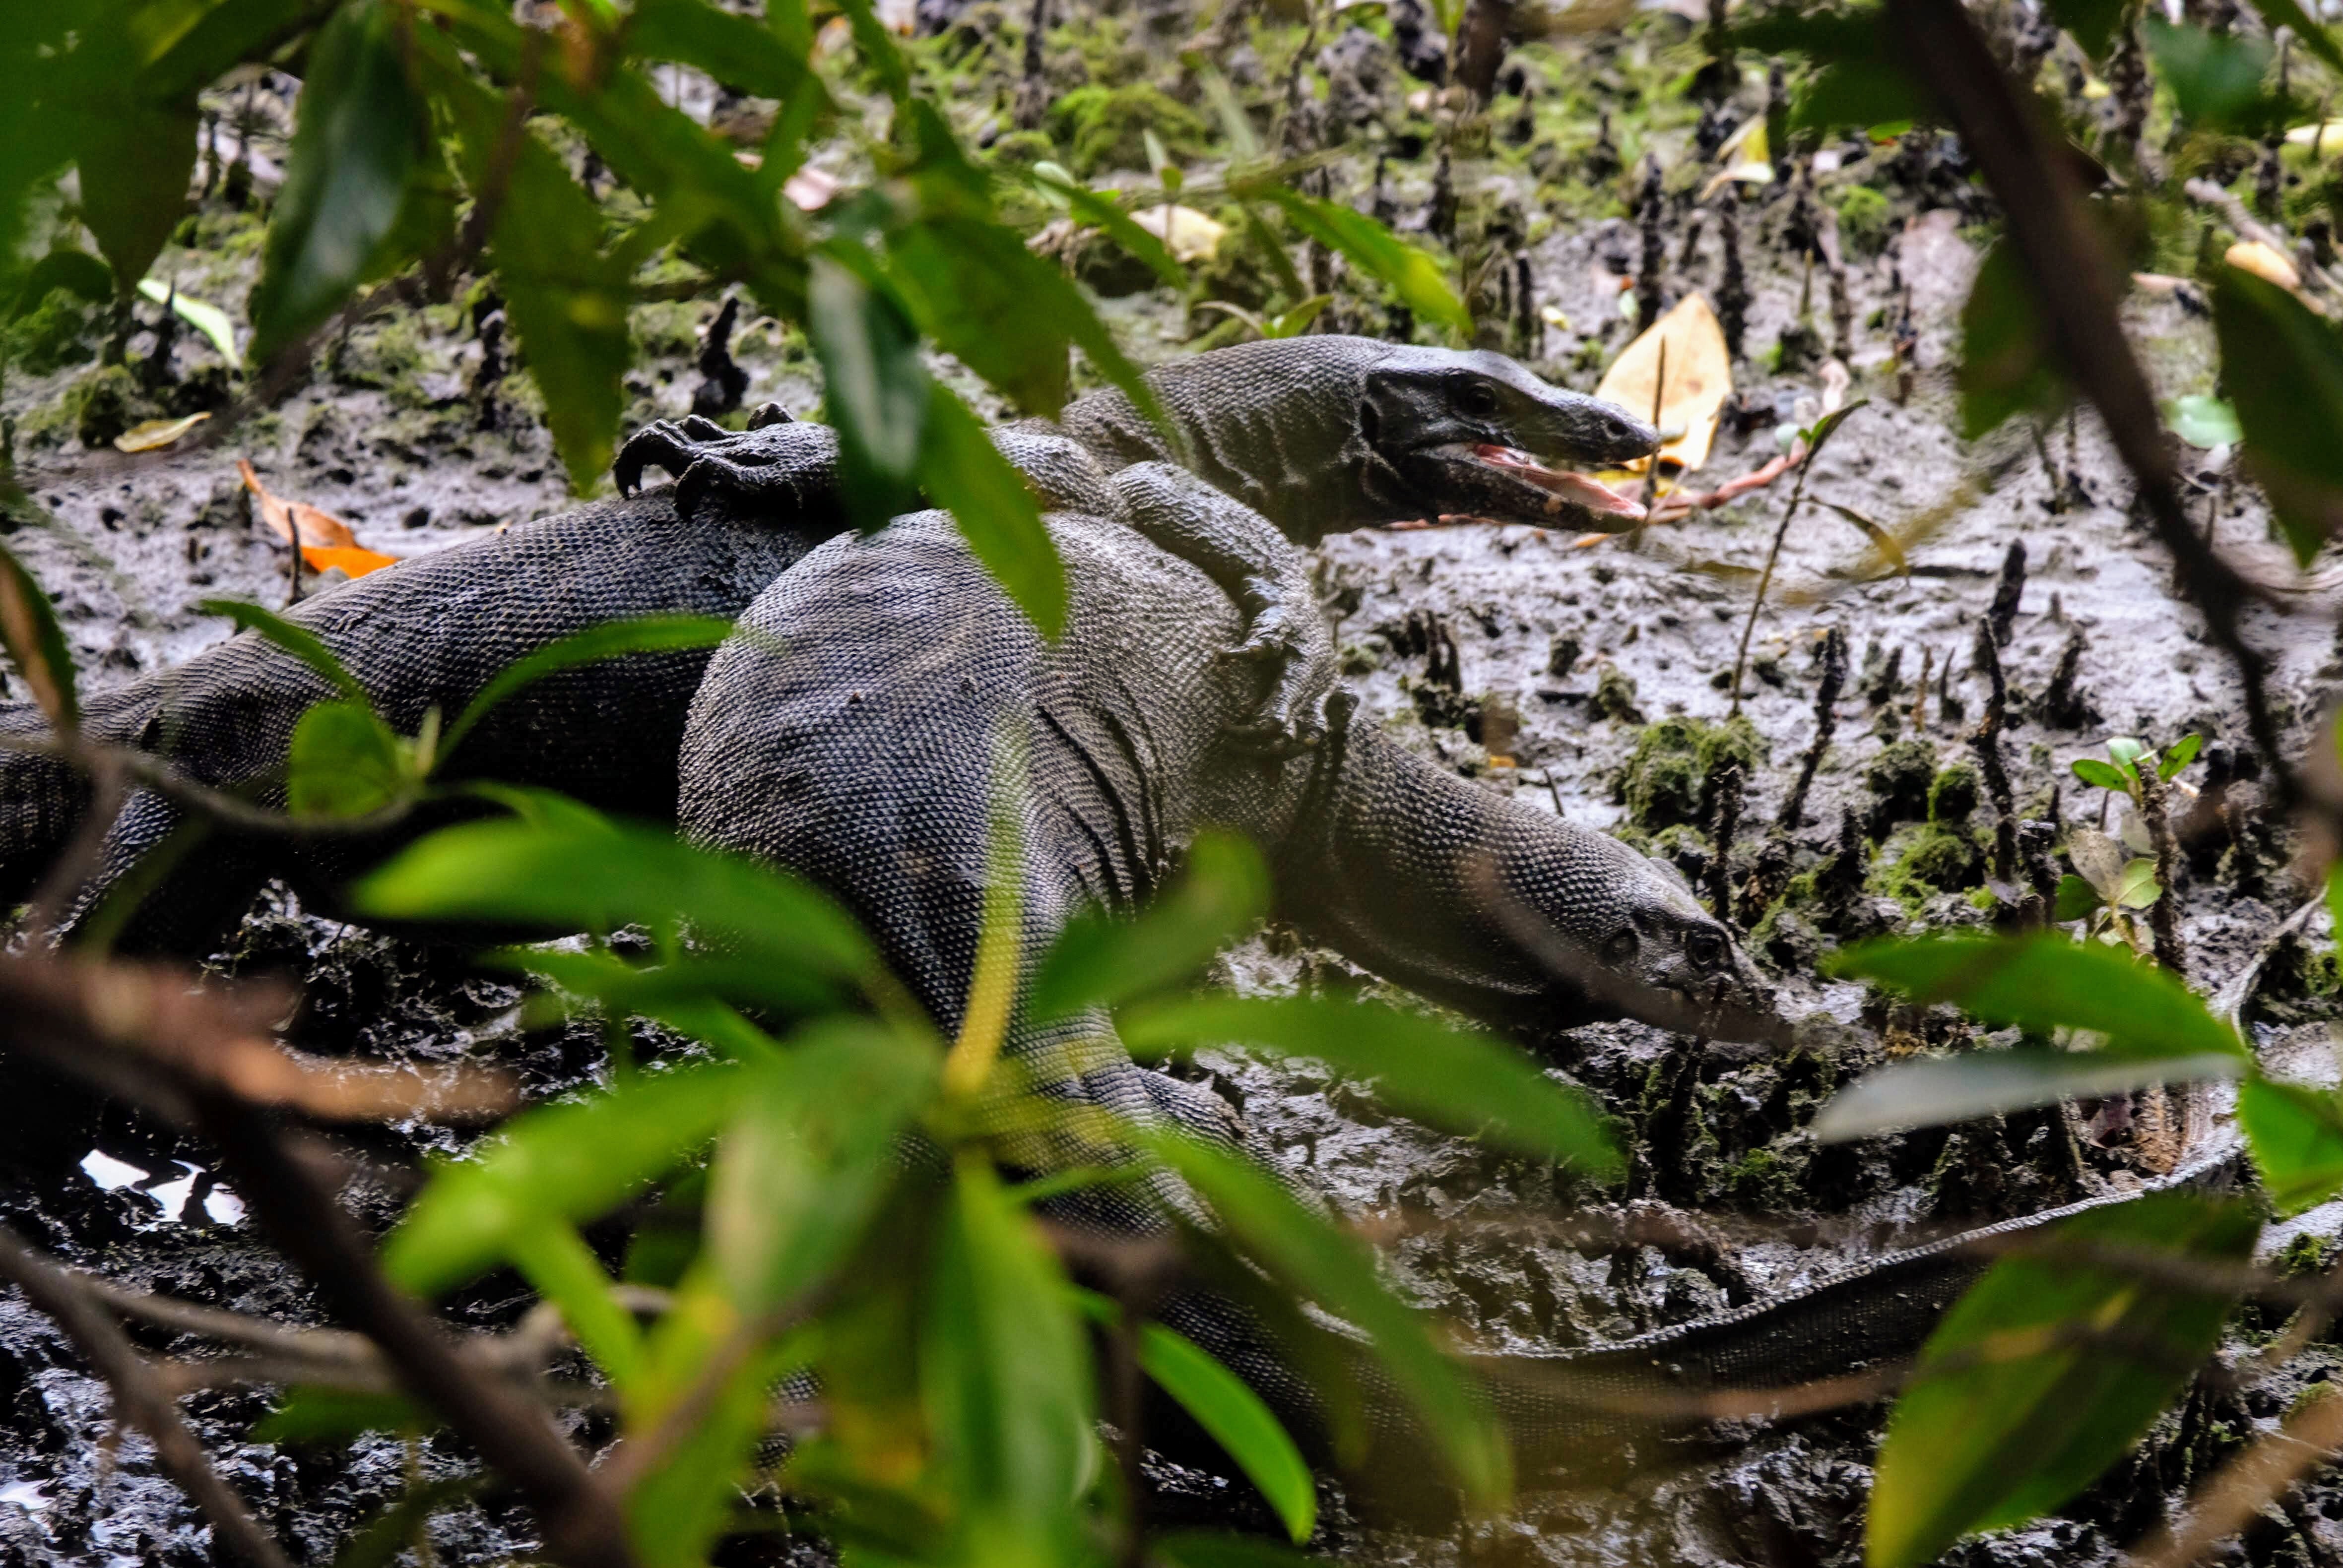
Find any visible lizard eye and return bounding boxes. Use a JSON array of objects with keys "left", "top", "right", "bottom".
[
  {"left": 1458, "top": 380, "right": 1500, "bottom": 419},
  {"left": 1601, "top": 929, "right": 1639, "bottom": 966},
  {"left": 1686, "top": 928, "right": 1728, "bottom": 973}
]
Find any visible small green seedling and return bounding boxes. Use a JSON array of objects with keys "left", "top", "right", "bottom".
[
  {"left": 2070, "top": 733, "right": 2201, "bottom": 823},
  {"left": 2057, "top": 734, "right": 2201, "bottom": 948}
]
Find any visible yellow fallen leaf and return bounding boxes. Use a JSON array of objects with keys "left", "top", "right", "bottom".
[
  {"left": 2082, "top": 74, "right": 2111, "bottom": 99},
  {"left": 2226, "top": 240, "right": 2301, "bottom": 292},
  {"left": 237, "top": 459, "right": 398, "bottom": 577},
  {"left": 2286, "top": 120, "right": 2343, "bottom": 152},
  {"left": 113, "top": 412, "right": 210, "bottom": 453},
  {"left": 1594, "top": 293, "right": 1733, "bottom": 476},
  {"left": 1131, "top": 203, "right": 1227, "bottom": 263}
]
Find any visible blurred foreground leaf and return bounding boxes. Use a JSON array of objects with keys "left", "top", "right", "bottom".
[
  {"left": 1032, "top": 831, "right": 1268, "bottom": 1020},
  {"left": 1815, "top": 1048, "right": 2243, "bottom": 1142},
  {"left": 1867, "top": 1192, "right": 2256, "bottom": 1567},
  {"left": 1827, "top": 935, "right": 2246, "bottom": 1062},
  {"left": 1124, "top": 995, "right": 1620, "bottom": 1172},
  {"left": 2213, "top": 265, "right": 2343, "bottom": 565},
  {"left": 1147, "top": 1130, "right": 1510, "bottom": 1509}
]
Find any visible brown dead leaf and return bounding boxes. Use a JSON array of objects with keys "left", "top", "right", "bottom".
[
  {"left": 1595, "top": 293, "right": 1732, "bottom": 476},
  {"left": 237, "top": 460, "right": 397, "bottom": 577},
  {"left": 113, "top": 412, "right": 211, "bottom": 453},
  {"left": 2225, "top": 240, "right": 2301, "bottom": 292}
]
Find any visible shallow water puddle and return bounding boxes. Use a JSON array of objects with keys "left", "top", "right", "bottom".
[{"left": 77, "top": 1150, "right": 246, "bottom": 1225}]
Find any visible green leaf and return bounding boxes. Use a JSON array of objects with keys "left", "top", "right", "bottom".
[
  {"left": 2243, "top": 0, "right": 2343, "bottom": 78},
  {"left": 249, "top": 0, "right": 424, "bottom": 367},
  {"left": 1960, "top": 239, "right": 2069, "bottom": 439},
  {"left": 198, "top": 598, "right": 367, "bottom": 701},
  {"left": 2238, "top": 1076, "right": 2343, "bottom": 1214},
  {"left": 1251, "top": 188, "right": 1468, "bottom": 337},
  {"left": 919, "top": 382, "right": 1068, "bottom": 639},
  {"left": 2052, "top": 873, "right": 2102, "bottom": 922},
  {"left": 2105, "top": 736, "right": 2148, "bottom": 773},
  {"left": 135, "top": 277, "right": 238, "bottom": 363},
  {"left": 496, "top": 947, "right": 845, "bottom": 1036},
  {"left": 72, "top": 66, "right": 197, "bottom": 292},
  {"left": 383, "top": 1061, "right": 745, "bottom": 1297},
  {"left": 923, "top": 1156, "right": 1094, "bottom": 1565},
  {"left": 807, "top": 249, "right": 926, "bottom": 531},
  {"left": 1145, "top": 1318, "right": 1315, "bottom": 1540},
  {"left": 509, "top": 1219, "right": 647, "bottom": 1392},
  {"left": 1867, "top": 1191, "right": 2257, "bottom": 1568},
  {"left": 2159, "top": 733, "right": 2204, "bottom": 779},
  {"left": 1030, "top": 167, "right": 1185, "bottom": 290},
  {"left": 355, "top": 808, "right": 881, "bottom": 984},
  {"left": 328, "top": 1476, "right": 487, "bottom": 1568},
  {"left": 1813, "top": 1049, "right": 2244, "bottom": 1142},
  {"left": 0, "top": 540, "right": 77, "bottom": 732},
  {"left": 437, "top": 614, "right": 734, "bottom": 765},
  {"left": 2144, "top": 20, "right": 2282, "bottom": 132},
  {"left": 1031, "top": 831, "right": 1268, "bottom": 1020},
  {"left": 2165, "top": 395, "right": 2241, "bottom": 450},
  {"left": 2114, "top": 858, "right": 2161, "bottom": 910},
  {"left": 1145, "top": 1130, "right": 1510, "bottom": 1509},
  {"left": 2213, "top": 265, "right": 2343, "bottom": 565},
  {"left": 1153, "top": 1534, "right": 1319, "bottom": 1568},
  {"left": 1074, "top": 1289, "right": 1315, "bottom": 1540},
  {"left": 627, "top": 0, "right": 813, "bottom": 101},
  {"left": 9, "top": 249, "right": 111, "bottom": 319},
  {"left": 1827, "top": 935, "right": 2247, "bottom": 1061},
  {"left": 1123, "top": 995, "right": 1621, "bottom": 1174},
  {"left": 2044, "top": 0, "right": 2131, "bottom": 59},
  {"left": 432, "top": 60, "right": 630, "bottom": 492},
  {"left": 705, "top": 1019, "right": 936, "bottom": 1316},
  {"left": 286, "top": 698, "right": 407, "bottom": 819},
  {"left": 2069, "top": 758, "right": 2127, "bottom": 789},
  {"left": 250, "top": 1386, "right": 430, "bottom": 1444}
]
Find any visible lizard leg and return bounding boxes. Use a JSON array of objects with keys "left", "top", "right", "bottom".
[
  {"left": 613, "top": 417, "right": 831, "bottom": 521},
  {"left": 1111, "top": 463, "right": 1338, "bottom": 756}
]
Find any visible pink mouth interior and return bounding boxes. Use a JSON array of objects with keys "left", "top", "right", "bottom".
[{"left": 1472, "top": 444, "right": 1646, "bottom": 519}]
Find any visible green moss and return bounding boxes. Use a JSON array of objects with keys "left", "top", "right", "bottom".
[
  {"left": 330, "top": 314, "right": 430, "bottom": 402},
  {"left": 1871, "top": 821, "right": 1988, "bottom": 914},
  {"left": 1716, "top": 1145, "right": 1804, "bottom": 1209},
  {"left": 1927, "top": 761, "right": 1981, "bottom": 824},
  {"left": 984, "top": 128, "right": 1058, "bottom": 171},
  {"left": 1589, "top": 662, "right": 1643, "bottom": 723},
  {"left": 7, "top": 290, "right": 97, "bottom": 376},
  {"left": 1046, "top": 83, "right": 1210, "bottom": 178},
  {"left": 1830, "top": 184, "right": 1894, "bottom": 254},
  {"left": 1865, "top": 738, "right": 1937, "bottom": 826},
  {"left": 65, "top": 363, "right": 139, "bottom": 449},
  {"left": 1616, "top": 714, "right": 1762, "bottom": 831}
]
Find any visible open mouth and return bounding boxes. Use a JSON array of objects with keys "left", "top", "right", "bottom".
[{"left": 1450, "top": 443, "right": 1648, "bottom": 529}]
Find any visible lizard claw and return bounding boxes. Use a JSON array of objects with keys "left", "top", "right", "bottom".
[
  {"left": 1216, "top": 618, "right": 1332, "bottom": 756},
  {"left": 614, "top": 420, "right": 701, "bottom": 497}
]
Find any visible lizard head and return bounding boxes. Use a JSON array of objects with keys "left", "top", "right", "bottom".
[
  {"left": 1356, "top": 344, "right": 1660, "bottom": 535},
  {"left": 1463, "top": 827, "right": 1792, "bottom": 1048}
]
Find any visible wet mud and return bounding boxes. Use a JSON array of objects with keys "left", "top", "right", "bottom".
[{"left": 7, "top": 15, "right": 2343, "bottom": 1567}]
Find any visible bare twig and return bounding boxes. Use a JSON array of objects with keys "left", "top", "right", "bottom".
[
  {"left": 1892, "top": 0, "right": 2302, "bottom": 818},
  {"left": 1778, "top": 626, "right": 1847, "bottom": 829},
  {"left": 189, "top": 1094, "right": 640, "bottom": 1568},
  {"left": 0, "top": 1227, "right": 296, "bottom": 1568}
]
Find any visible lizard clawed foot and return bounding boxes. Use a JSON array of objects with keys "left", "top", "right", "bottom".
[
  {"left": 1216, "top": 608, "right": 1333, "bottom": 757},
  {"left": 611, "top": 415, "right": 807, "bottom": 521},
  {"left": 614, "top": 421, "right": 703, "bottom": 497}
]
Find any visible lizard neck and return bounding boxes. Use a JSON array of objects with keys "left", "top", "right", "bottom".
[
  {"left": 1275, "top": 698, "right": 1617, "bottom": 1034},
  {"left": 1053, "top": 359, "right": 1376, "bottom": 544}
]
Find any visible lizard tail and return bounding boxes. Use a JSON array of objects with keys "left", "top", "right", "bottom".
[{"left": 0, "top": 699, "right": 90, "bottom": 911}]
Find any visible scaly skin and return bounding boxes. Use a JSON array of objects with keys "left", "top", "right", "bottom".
[
  {"left": 1, "top": 339, "right": 1651, "bottom": 949},
  {"left": 676, "top": 463, "right": 1789, "bottom": 1505}
]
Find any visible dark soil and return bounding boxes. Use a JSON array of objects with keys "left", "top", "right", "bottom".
[{"left": 5, "top": 7, "right": 2343, "bottom": 1565}]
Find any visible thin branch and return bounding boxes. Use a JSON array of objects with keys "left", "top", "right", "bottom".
[
  {"left": 1891, "top": 0, "right": 2304, "bottom": 816},
  {"left": 188, "top": 1094, "right": 641, "bottom": 1568},
  {"left": 0, "top": 1227, "right": 296, "bottom": 1568}
]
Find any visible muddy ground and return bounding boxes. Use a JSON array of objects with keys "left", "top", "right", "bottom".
[{"left": 6, "top": 6, "right": 2343, "bottom": 1564}]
